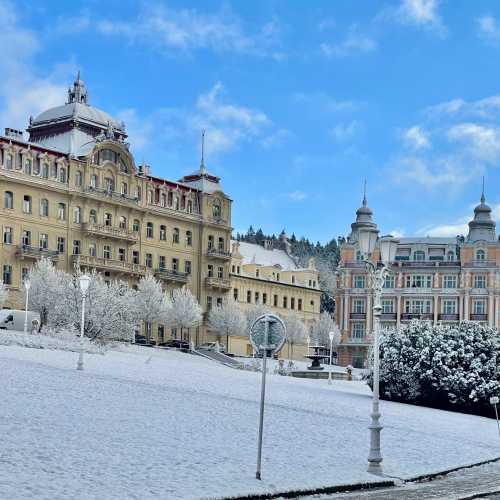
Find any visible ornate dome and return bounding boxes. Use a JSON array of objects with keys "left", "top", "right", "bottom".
[{"left": 467, "top": 187, "right": 496, "bottom": 242}]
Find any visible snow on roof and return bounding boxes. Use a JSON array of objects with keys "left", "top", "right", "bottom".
[
  {"left": 233, "top": 240, "right": 297, "bottom": 270},
  {"left": 398, "top": 237, "right": 458, "bottom": 245}
]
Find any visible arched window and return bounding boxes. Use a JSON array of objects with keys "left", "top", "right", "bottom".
[
  {"left": 4, "top": 191, "right": 13, "bottom": 209},
  {"left": 121, "top": 182, "right": 128, "bottom": 196},
  {"left": 212, "top": 199, "right": 222, "bottom": 218},
  {"left": 41, "top": 162, "right": 49, "bottom": 178},
  {"left": 146, "top": 222, "right": 154, "bottom": 238},
  {"left": 168, "top": 191, "right": 173, "bottom": 206},
  {"left": 147, "top": 191, "right": 153, "bottom": 204},
  {"left": 218, "top": 237, "right": 224, "bottom": 251},
  {"left": 40, "top": 199, "right": 49, "bottom": 217},
  {"left": 476, "top": 249, "right": 486, "bottom": 261},
  {"left": 186, "top": 231, "right": 192, "bottom": 246},
  {"left": 356, "top": 250, "right": 363, "bottom": 261},
  {"left": 58, "top": 203, "right": 66, "bottom": 220},
  {"left": 51, "top": 165, "right": 57, "bottom": 178},
  {"left": 104, "top": 213, "right": 112, "bottom": 226},
  {"left": 187, "top": 200, "right": 193, "bottom": 213},
  {"left": 90, "top": 174, "right": 98, "bottom": 189},
  {"left": 104, "top": 177, "right": 114, "bottom": 193},
  {"left": 413, "top": 250, "right": 425, "bottom": 261},
  {"left": 119, "top": 216, "right": 127, "bottom": 229},
  {"left": 160, "top": 225, "right": 166, "bottom": 241},
  {"left": 5, "top": 154, "right": 13, "bottom": 170},
  {"left": 24, "top": 158, "right": 32, "bottom": 175},
  {"left": 160, "top": 193, "right": 166, "bottom": 207},
  {"left": 447, "top": 251, "right": 455, "bottom": 261},
  {"left": 59, "top": 167, "right": 66, "bottom": 183},
  {"left": 73, "top": 207, "right": 81, "bottom": 224},
  {"left": 89, "top": 209, "right": 97, "bottom": 224},
  {"left": 173, "top": 227, "right": 180, "bottom": 244},
  {"left": 101, "top": 149, "right": 117, "bottom": 163}
]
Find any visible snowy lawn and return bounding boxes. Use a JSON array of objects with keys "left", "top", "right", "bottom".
[{"left": 0, "top": 345, "right": 498, "bottom": 500}]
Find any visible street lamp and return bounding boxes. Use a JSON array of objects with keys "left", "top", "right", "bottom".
[
  {"left": 358, "top": 231, "right": 399, "bottom": 475},
  {"left": 23, "top": 279, "right": 31, "bottom": 334},
  {"left": 76, "top": 274, "right": 91, "bottom": 371},
  {"left": 328, "top": 325, "right": 340, "bottom": 385}
]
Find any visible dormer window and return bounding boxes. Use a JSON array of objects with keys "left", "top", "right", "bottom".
[
  {"left": 413, "top": 250, "right": 425, "bottom": 261},
  {"left": 213, "top": 199, "right": 222, "bottom": 218},
  {"left": 59, "top": 167, "right": 66, "bottom": 183},
  {"left": 447, "top": 251, "right": 455, "bottom": 261},
  {"left": 476, "top": 249, "right": 486, "bottom": 261}
]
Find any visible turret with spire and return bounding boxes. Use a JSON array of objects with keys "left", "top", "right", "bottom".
[
  {"left": 67, "top": 71, "right": 88, "bottom": 105},
  {"left": 348, "top": 180, "right": 379, "bottom": 243},
  {"left": 467, "top": 178, "right": 496, "bottom": 242}
]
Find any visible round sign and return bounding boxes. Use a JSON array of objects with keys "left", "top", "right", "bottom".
[{"left": 249, "top": 314, "right": 287, "bottom": 355}]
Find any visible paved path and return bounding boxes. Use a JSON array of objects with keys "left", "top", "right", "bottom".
[{"left": 308, "top": 461, "right": 500, "bottom": 499}]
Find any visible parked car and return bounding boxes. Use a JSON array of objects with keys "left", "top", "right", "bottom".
[
  {"left": 164, "top": 339, "right": 190, "bottom": 349},
  {"left": 0, "top": 310, "right": 40, "bottom": 332},
  {"left": 198, "top": 342, "right": 226, "bottom": 353}
]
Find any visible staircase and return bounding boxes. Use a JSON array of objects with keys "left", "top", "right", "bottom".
[{"left": 194, "top": 348, "right": 244, "bottom": 369}]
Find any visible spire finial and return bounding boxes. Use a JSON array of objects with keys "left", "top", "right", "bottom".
[
  {"left": 362, "top": 179, "right": 367, "bottom": 207},
  {"left": 481, "top": 176, "right": 485, "bottom": 204},
  {"left": 76, "top": 70, "right": 81, "bottom": 82},
  {"left": 200, "top": 130, "right": 206, "bottom": 174}
]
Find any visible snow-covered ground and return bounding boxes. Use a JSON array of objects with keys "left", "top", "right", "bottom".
[{"left": 0, "top": 344, "right": 498, "bottom": 500}]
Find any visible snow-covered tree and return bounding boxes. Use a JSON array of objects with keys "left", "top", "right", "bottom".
[
  {"left": 208, "top": 298, "right": 246, "bottom": 351},
  {"left": 135, "top": 273, "right": 171, "bottom": 342},
  {"left": 0, "top": 281, "right": 8, "bottom": 309},
  {"left": 311, "top": 311, "right": 337, "bottom": 346},
  {"left": 52, "top": 271, "right": 137, "bottom": 342},
  {"left": 245, "top": 303, "right": 272, "bottom": 336},
  {"left": 377, "top": 320, "right": 500, "bottom": 415},
  {"left": 27, "top": 258, "right": 70, "bottom": 330},
  {"left": 167, "top": 287, "right": 202, "bottom": 343},
  {"left": 284, "top": 312, "right": 307, "bottom": 359}
]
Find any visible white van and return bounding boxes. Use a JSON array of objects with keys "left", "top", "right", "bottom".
[{"left": 0, "top": 310, "right": 40, "bottom": 332}]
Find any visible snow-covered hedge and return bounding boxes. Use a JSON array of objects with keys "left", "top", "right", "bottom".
[
  {"left": 0, "top": 328, "right": 106, "bottom": 354},
  {"left": 376, "top": 320, "right": 500, "bottom": 416}
]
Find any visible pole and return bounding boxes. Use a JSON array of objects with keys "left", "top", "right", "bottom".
[
  {"left": 328, "top": 336, "right": 333, "bottom": 385},
  {"left": 367, "top": 266, "right": 384, "bottom": 474},
  {"left": 23, "top": 287, "right": 29, "bottom": 334},
  {"left": 256, "top": 318, "right": 269, "bottom": 480},
  {"left": 77, "top": 293, "right": 86, "bottom": 371},
  {"left": 495, "top": 403, "right": 500, "bottom": 437}
]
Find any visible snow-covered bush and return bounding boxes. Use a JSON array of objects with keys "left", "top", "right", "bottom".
[
  {"left": 377, "top": 320, "right": 500, "bottom": 416},
  {"left": 311, "top": 311, "right": 337, "bottom": 346},
  {"left": 167, "top": 287, "right": 202, "bottom": 342},
  {"left": 284, "top": 312, "right": 307, "bottom": 359},
  {"left": 208, "top": 297, "right": 246, "bottom": 349},
  {"left": 0, "top": 281, "right": 8, "bottom": 308}
]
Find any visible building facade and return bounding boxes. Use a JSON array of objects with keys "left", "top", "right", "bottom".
[
  {"left": 228, "top": 239, "right": 322, "bottom": 359},
  {"left": 0, "top": 75, "right": 232, "bottom": 345},
  {"left": 335, "top": 192, "right": 500, "bottom": 368}
]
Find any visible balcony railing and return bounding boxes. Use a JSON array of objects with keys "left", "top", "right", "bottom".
[
  {"left": 401, "top": 313, "right": 433, "bottom": 321},
  {"left": 350, "top": 312, "right": 366, "bottom": 320},
  {"left": 84, "top": 186, "right": 139, "bottom": 205},
  {"left": 206, "top": 248, "right": 231, "bottom": 260},
  {"left": 82, "top": 223, "right": 138, "bottom": 243},
  {"left": 205, "top": 277, "right": 231, "bottom": 290},
  {"left": 71, "top": 255, "right": 147, "bottom": 275},
  {"left": 463, "top": 260, "right": 496, "bottom": 268},
  {"left": 16, "top": 245, "right": 59, "bottom": 261},
  {"left": 154, "top": 268, "right": 189, "bottom": 284},
  {"left": 438, "top": 313, "right": 459, "bottom": 321},
  {"left": 470, "top": 314, "right": 488, "bottom": 321},
  {"left": 343, "top": 336, "right": 371, "bottom": 345},
  {"left": 380, "top": 312, "right": 397, "bottom": 320}
]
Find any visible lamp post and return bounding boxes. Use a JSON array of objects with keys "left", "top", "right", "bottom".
[
  {"left": 76, "top": 274, "right": 91, "bottom": 371},
  {"left": 358, "top": 230, "right": 399, "bottom": 475},
  {"left": 328, "top": 324, "right": 341, "bottom": 385},
  {"left": 23, "top": 279, "right": 31, "bottom": 334}
]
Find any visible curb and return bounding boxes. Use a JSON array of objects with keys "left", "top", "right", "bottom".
[{"left": 215, "top": 456, "right": 500, "bottom": 500}]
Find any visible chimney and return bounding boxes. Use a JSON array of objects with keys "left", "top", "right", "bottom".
[{"left": 5, "top": 128, "right": 23, "bottom": 140}]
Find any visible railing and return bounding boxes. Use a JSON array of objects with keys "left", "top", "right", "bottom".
[
  {"left": 342, "top": 262, "right": 366, "bottom": 269},
  {"left": 463, "top": 260, "right": 496, "bottom": 268},
  {"left": 380, "top": 313, "right": 397, "bottom": 320},
  {"left": 343, "top": 336, "right": 371, "bottom": 345},
  {"left": 205, "top": 277, "right": 231, "bottom": 289},
  {"left": 470, "top": 288, "right": 488, "bottom": 295},
  {"left": 84, "top": 186, "right": 139, "bottom": 204},
  {"left": 350, "top": 312, "right": 366, "bottom": 320},
  {"left": 470, "top": 314, "right": 488, "bottom": 321},
  {"left": 401, "top": 313, "right": 433, "bottom": 320},
  {"left": 82, "top": 222, "right": 138, "bottom": 242},
  {"left": 71, "top": 255, "right": 147, "bottom": 275},
  {"left": 438, "top": 313, "right": 459, "bottom": 321},
  {"left": 16, "top": 245, "right": 59, "bottom": 260},
  {"left": 206, "top": 248, "right": 231, "bottom": 259},
  {"left": 398, "top": 261, "right": 438, "bottom": 268},
  {"left": 154, "top": 268, "right": 189, "bottom": 283}
]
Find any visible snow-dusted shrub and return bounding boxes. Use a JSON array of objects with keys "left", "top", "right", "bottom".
[
  {"left": 377, "top": 320, "right": 500, "bottom": 415},
  {"left": 0, "top": 328, "right": 106, "bottom": 354},
  {"left": 311, "top": 311, "right": 337, "bottom": 346},
  {"left": 208, "top": 297, "right": 246, "bottom": 347},
  {"left": 167, "top": 287, "right": 202, "bottom": 342},
  {"left": 0, "top": 281, "right": 8, "bottom": 308},
  {"left": 284, "top": 312, "right": 307, "bottom": 359}
]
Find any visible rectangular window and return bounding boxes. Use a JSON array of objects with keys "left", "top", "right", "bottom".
[
  {"left": 443, "top": 275, "right": 457, "bottom": 289},
  {"left": 160, "top": 225, "right": 166, "bottom": 241},
  {"left": 118, "top": 248, "right": 126, "bottom": 262},
  {"left": 57, "top": 237, "right": 65, "bottom": 253},
  {"left": 382, "top": 299, "right": 394, "bottom": 313},
  {"left": 217, "top": 266, "right": 223, "bottom": 279},
  {"left": 73, "top": 240, "right": 80, "bottom": 255},
  {"left": 23, "top": 195, "right": 31, "bottom": 213},
  {"left": 58, "top": 203, "right": 66, "bottom": 221},
  {"left": 443, "top": 300, "right": 457, "bottom": 314},
  {"left": 352, "top": 299, "right": 366, "bottom": 313},
  {"left": 3, "top": 265, "right": 12, "bottom": 285},
  {"left": 39, "top": 233, "right": 48, "bottom": 250},
  {"left": 263, "top": 293, "right": 267, "bottom": 305},
  {"left": 159, "top": 256, "right": 166, "bottom": 270},
  {"left": 352, "top": 322, "right": 365, "bottom": 339},
  {"left": 132, "top": 251, "right": 139, "bottom": 265},
  {"left": 172, "top": 258, "right": 179, "bottom": 271},
  {"left": 207, "top": 264, "right": 213, "bottom": 278},
  {"left": 283, "top": 296, "right": 288, "bottom": 308},
  {"left": 273, "top": 294, "right": 278, "bottom": 307},
  {"left": 247, "top": 290, "right": 251, "bottom": 303},
  {"left": 405, "top": 275, "right": 433, "bottom": 288},
  {"left": 145, "top": 253, "right": 153, "bottom": 268},
  {"left": 22, "top": 230, "right": 31, "bottom": 246},
  {"left": 473, "top": 300, "right": 486, "bottom": 314},
  {"left": 3, "top": 227, "right": 12, "bottom": 244},
  {"left": 185, "top": 260, "right": 191, "bottom": 274},
  {"left": 89, "top": 243, "right": 96, "bottom": 257},
  {"left": 298, "top": 298, "right": 302, "bottom": 311},
  {"left": 103, "top": 245, "right": 112, "bottom": 259},
  {"left": 383, "top": 275, "right": 395, "bottom": 289},
  {"left": 353, "top": 275, "right": 365, "bottom": 288},
  {"left": 217, "top": 297, "right": 222, "bottom": 307},
  {"left": 405, "top": 299, "right": 432, "bottom": 314},
  {"left": 206, "top": 296, "right": 212, "bottom": 310},
  {"left": 291, "top": 297, "right": 295, "bottom": 309},
  {"left": 255, "top": 291, "right": 260, "bottom": 303},
  {"left": 21, "top": 267, "right": 28, "bottom": 283},
  {"left": 233, "top": 288, "right": 238, "bottom": 301},
  {"left": 474, "top": 275, "right": 486, "bottom": 289}
]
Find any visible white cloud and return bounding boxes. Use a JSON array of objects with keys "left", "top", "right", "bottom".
[
  {"left": 0, "top": 0, "right": 73, "bottom": 132},
  {"left": 477, "top": 15, "right": 500, "bottom": 44},
  {"left": 447, "top": 123, "right": 500, "bottom": 163},
  {"left": 330, "top": 120, "right": 362, "bottom": 142},
  {"left": 96, "top": 4, "right": 283, "bottom": 58},
  {"left": 402, "top": 125, "right": 430, "bottom": 149},
  {"left": 260, "top": 128, "right": 291, "bottom": 149},
  {"left": 425, "top": 95, "right": 500, "bottom": 121},
  {"left": 320, "top": 26, "right": 377, "bottom": 58},
  {"left": 388, "top": 228, "right": 405, "bottom": 238},
  {"left": 292, "top": 92, "right": 362, "bottom": 113},
  {"left": 288, "top": 191, "right": 307, "bottom": 202}
]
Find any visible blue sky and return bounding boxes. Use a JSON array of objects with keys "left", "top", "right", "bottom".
[{"left": 2, "top": 0, "right": 500, "bottom": 243}]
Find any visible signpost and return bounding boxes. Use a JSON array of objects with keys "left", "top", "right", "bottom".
[
  {"left": 249, "top": 314, "right": 286, "bottom": 480},
  {"left": 490, "top": 396, "right": 500, "bottom": 437}
]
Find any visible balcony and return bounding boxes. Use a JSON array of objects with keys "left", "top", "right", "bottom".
[
  {"left": 470, "top": 314, "right": 488, "bottom": 321},
  {"left": 206, "top": 248, "right": 231, "bottom": 260},
  {"left": 84, "top": 186, "right": 139, "bottom": 205},
  {"left": 342, "top": 336, "right": 371, "bottom": 346},
  {"left": 438, "top": 313, "right": 459, "bottom": 321},
  {"left": 154, "top": 268, "right": 189, "bottom": 284},
  {"left": 350, "top": 312, "right": 366, "bottom": 320},
  {"left": 16, "top": 245, "right": 59, "bottom": 261},
  {"left": 401, "top": 313, "right": 433, "bottom": 321},
  {"left": 380, "top": 313, "right": 397, "bottom": 320},
  {"left": 205, "top": 276, "right": 231, "bottom": 290},
  {"left": 71, "top": 255, "right": 147, "bottom": 276},
  {"left": 82, "top": 223, "right": 138, "bottom": 244},
  {"left": 463, "top": 260, "right": 496, "bottom": 268},
  {"left": 398, "top": 261, "right": 439, "bottom": 268}
]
